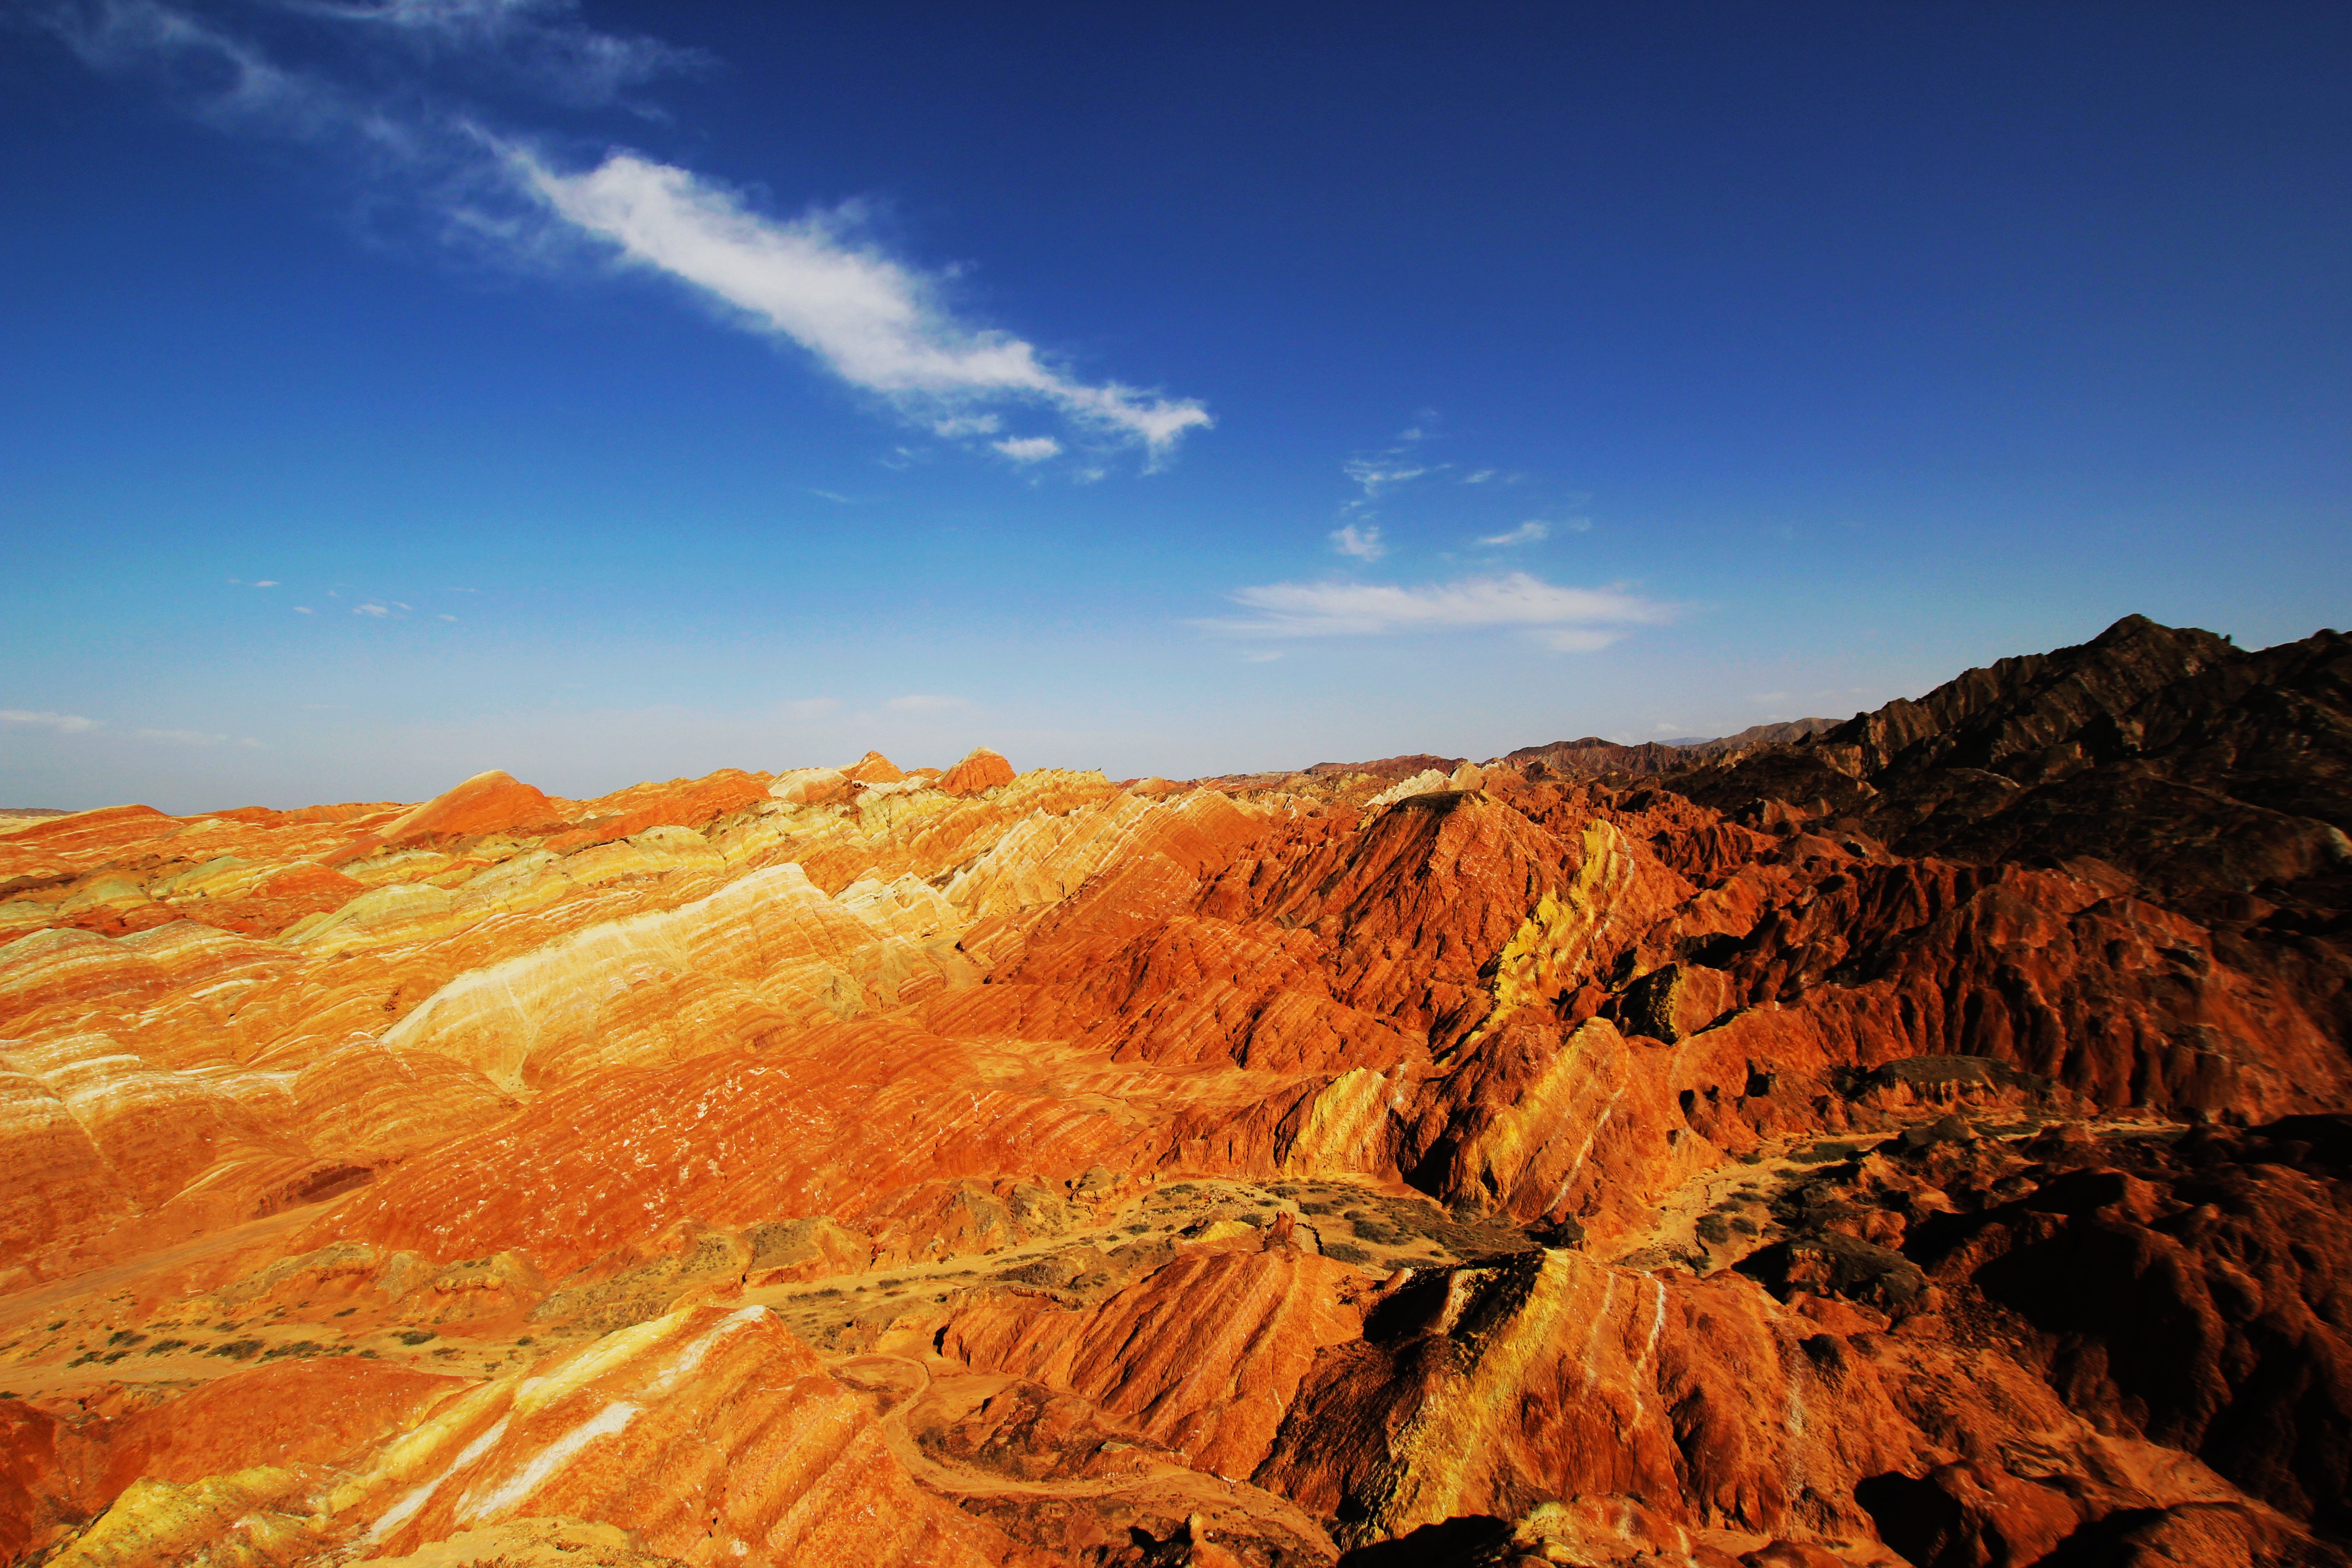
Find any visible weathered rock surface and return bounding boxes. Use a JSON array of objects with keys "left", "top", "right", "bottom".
[{"left": 3, "top": 619, "right": 2348, "bottom": 1568}]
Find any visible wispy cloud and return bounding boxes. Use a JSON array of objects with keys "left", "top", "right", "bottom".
[
  {"left": 1197, "top": 571, "right": 1669, "bottom": 652},
  {"left": 353, "top": 602, "right": 391, "bottom": 617},
  {"left": 932, "top": 415, "right": 1000, "bottom": 438},
  {"left": 1343, "top": 456, "right": 1427, "bottom": 500},
  {"left": 252, "top": 578, "right": 280, "bottom": 587},
  {"left": 293, "top": 0, "right": 705, "bottom": 108},
  {"left": 294, "top": 605, "right": 315, "bottom": 614},
  {"left": 1478, "top": 520, "right": 1548, "bottom": 547},
  {"left": 1463, "top": 469, "right": 1497, "bottom": 485},
  {"left": 515, "top": 150, "right": 1210, "bottom": 463},
  {"left": 33, "top": 0, "right": 1207, "bottom": 469},
  {"left": 1330, "top": 523, "right": 1387, "bottom": 561},
  {"left": 0, "top": 709, "right": 101, "bottom": 733},
  {"left": 992, "top": 435, "right": 1061, "bottom": 463},
  {"left": 0, "top": 710, "right": 255, "bottom": 749}
]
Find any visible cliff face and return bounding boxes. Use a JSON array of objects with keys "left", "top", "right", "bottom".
[{"left": 0, "top": 617, "right": 2347, "bottom": 1568}]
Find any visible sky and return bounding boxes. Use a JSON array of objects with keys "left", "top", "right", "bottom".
[{"left": 2, "top": 1, "right": 2347, "bottom": 811}]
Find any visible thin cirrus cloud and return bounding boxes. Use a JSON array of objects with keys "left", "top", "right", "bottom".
[
  {"left": 1196, "top": 572, "right": 1671, "bottom": 653},
  {"left": 299, "top": 0, "right": 706, "bottom": 108},
  {"left": 34, "top": 0, "right": 1209, "bottom": 469},
  {"left": 0, "top": 711, "right": 259, "bottom": 745},
  {"left": 136, "top": 727, "right": 261, "bottom": 748},
  {"left": 992, "top": 436, "right": 1062, "bottom": 463},
  {"left": 1330, "top": 523, "right": 1387, "bottom": 561},
  {"left": 1, "top": 710, "right": 101, "bottom": 733},
  {"left": 1342, "top": 456, "right": 1428, "bottom": 500}
]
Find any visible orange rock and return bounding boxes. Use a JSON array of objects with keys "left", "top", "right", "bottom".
[
  {"left": 545, "top": 771, "right": 773, "bottom": 854},
  {"left": 100, "top": 1357, "right": 466, "bottom": 1494},
  {"left": 840, "top": 751, "right": 906, "bottom": 784},
  {"left": 336, "top": 1304, "right": 998, "bottom": 1565},
  {"left": 339, "top": 770, "right": 567, "bottom": 861},
  {"left": 937, "top": 747, "right": 1015, "bottom": 795},
  {"left": 766, "top": 767, "right": 854, "bottom": 806},
  {"left": 941, "top": 1245, "right": 1362, "bottom": 1478}
]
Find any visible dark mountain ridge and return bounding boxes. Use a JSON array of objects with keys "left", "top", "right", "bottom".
[{"left": 1666, "top": 613, "right": 2352, "bottom": 919}]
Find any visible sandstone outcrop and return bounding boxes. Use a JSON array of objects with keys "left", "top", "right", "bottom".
[{"left": 3, "top": 622, "right": 2348, "bottom": 1567}]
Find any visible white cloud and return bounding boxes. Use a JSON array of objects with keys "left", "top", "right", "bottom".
[
  {"left": 516, "top": 150, "right": 1212, "bottom": 461},
  {"left": 294, "top": 606, "right": 315, "bottom": 614},
  {"left": 437, "top": 612, "right": 458, "bottom": 621},
  {"left": 932, "top": 414, "right": 1001, "bottom": 438},
  {"left": 1463, "top": 469, "right": 1497, "bottom": 485},
  {"left": 1343, "top": 456, "right": 1426, "bottom": 498},
  {"left": 992, "top": 436, "right": 1061, "bottom": 463},
  {"left": 252, "top": 578, "right": 279, "bottom": 587},
  {"left": 1198, "top": 571, "right": 1669, "bottom": 652},
  {"left": 1479, "top": 521, "right": 1548, "bottom": 547},
  {"left": 1, "top": 710, "right": 101, "bottom": 733},
  {"left": 354, "top": 603, "right": 391, "bottom": 617},
  {"left": 1239, "top": 649, "right": 1285, "bottom": 663},
  {"left": 40, "top": 4, "right": 1203, "bottom": 469},
  {"left": 1330, "top": 523, "right": 1387, "bottom": 561}
]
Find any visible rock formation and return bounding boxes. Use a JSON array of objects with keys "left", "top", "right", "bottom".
[{"left": 1, "top": 617, "right": 2347, "bottom": 1567}]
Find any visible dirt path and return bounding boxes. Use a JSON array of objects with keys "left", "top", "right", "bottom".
[{"left": 832, "top": 1347, "right": 1340, "bottom": 1555}]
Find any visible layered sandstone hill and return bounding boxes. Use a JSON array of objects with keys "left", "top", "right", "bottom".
[{"left": 2, "top": 622, "right": 2348, "bottom": 1568}]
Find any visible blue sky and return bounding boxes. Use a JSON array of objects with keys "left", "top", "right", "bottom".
[{"left": 3, "top": 1, "right": 2347, "bottom": 810}]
